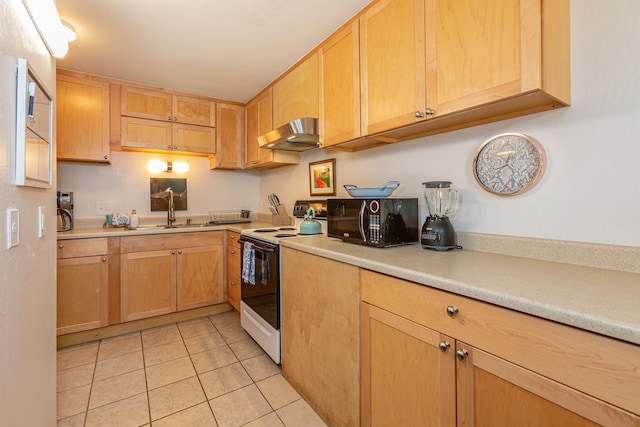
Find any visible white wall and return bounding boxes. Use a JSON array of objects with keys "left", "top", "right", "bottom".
[
  {"left": 58, "top": 151, "right": 261, "bottom": 222},
  {"left": 0, "top": 0, "right": 57, "bottom": 425},
  {"left": 260, "top": 0, "right": 640, "bottom": 248}
]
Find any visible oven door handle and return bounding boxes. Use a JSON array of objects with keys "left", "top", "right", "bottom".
[{"left": 238, "top": 238, "right": 277, "bottom": 253}]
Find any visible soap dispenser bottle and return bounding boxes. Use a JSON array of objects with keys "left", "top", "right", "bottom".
[{"left": 129, "top": 209, "right": 139, "bottom": 229}]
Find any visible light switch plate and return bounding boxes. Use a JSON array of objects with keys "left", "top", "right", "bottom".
[
  {"left": 7, "top": 208, "right": 19, "bottom": 249},
  {"left": 96, "top": 202, "right": 112, "bottom": 216}
]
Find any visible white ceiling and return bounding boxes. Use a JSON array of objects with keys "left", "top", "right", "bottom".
[{"left": 56, "top": 0, "right": 371, "bottom": 103}]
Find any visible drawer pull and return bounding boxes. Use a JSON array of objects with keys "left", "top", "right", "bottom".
[
  {"left": 58, "top": 243, "right": 64, "bottom": 249},
  {"left": 102, "top": 257, "right": 107, "bottom": 262},
  {"left": 456, "top": 349, "right": 469, "bottom": 361},
  {"left": 438, "top": 341, "right": 451, "bottom": 353},
  {"left": 231, "top": 281, "right": 237, "bottom": 286},
  {"left": 446, "top": 305, "right": 459, "bottom": 317},
  {"left": 231, "top": 249, "right": 235, "bottom": 254}
]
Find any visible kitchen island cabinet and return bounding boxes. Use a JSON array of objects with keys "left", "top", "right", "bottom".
[
  {"left": 361, "top": 270, "right": 640, "bottom": 425},
  {"left": 56, "top": 238, "right": 109, "bottom": 335},
  {"left": 120, "top": 231, "right": 224, "bottom": 322},
  {"left": 56, "top": 71, "right": 111, "bottom": 162},
  {"left": 281, "top": 248, "right": 360, "bottom": 427},
  {"left": 244, "top": 88, "right": 300, "bottom": 169}
]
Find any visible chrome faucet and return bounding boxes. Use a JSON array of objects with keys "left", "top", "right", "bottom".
[{"left": 167, "top": 189, "right": 176, "bottom": 226}]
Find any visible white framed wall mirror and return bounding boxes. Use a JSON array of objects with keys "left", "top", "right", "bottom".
[{"left": 16, "top": 58, "right": 53, "bottom": 188}]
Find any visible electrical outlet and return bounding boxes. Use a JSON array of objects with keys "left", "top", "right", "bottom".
[
  {"left": 7, "top": 208, "right": 19, "bottom": 249},
  {"left": 95, "top": 202, "right": 113, "bottom": 216}
]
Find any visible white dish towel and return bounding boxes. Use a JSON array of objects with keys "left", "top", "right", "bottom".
[{"left": 242, "top": 241, "right": 255, "bottom": 285}]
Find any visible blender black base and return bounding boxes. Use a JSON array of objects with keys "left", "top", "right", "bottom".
[{"left": 421, "top": 244, "right": 458, "bottom": 251}]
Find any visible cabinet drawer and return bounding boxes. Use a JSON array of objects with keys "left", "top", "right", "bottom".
[
  {"left": 120, "top": 231, "right": 223, "bottom": 253},
  {"left": 57, "top": 238, "right": 108, "bottom": 259},
  {"left": 361, "top": 270, "right": 640, "bottom": 416},
  {"left": 227, "top": 231, "right": 241, "bottom": 249}
]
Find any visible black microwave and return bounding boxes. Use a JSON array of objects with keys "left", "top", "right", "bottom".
[{"left": 327, "top": 198, "right": 419, "bottom": 247}]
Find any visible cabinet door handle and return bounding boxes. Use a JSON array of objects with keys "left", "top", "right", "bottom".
[
  {"left": 456, "top": 349, "right": 469, "bottom": 361},
  {"left": 103, "top": 155, "right": 109, "bottom": 160},
  {"left": 173, "top": 117, "right": 177, "bottom": 122},
  {"left": 446, "top": 305, "right": 459, "bottom": 317},
  {"left": 177, "top": 250, "right": 182, "bottom": 255},
  {"left": 231, "top": 281, "right": 236, "bottom": 286},
  {"left": 415, "top": 110, "right": 424, "bottom": 118},
  {"left": 438, "top": 341, "right": 451, "bottom": 353},
  {"left": 173, "top": 146, "right": 178, "bottom": 150},
  {"left": 171, "top": 250, "right": 176, "bottom": 254},
  {"left": 230, "top": 250, "right": 235, "bottom": 254},
  {"left": 168, "top": 116, "right": 172, "bottom": 121},
  {"left": 102, "top": 257, "right": 107, "bottom": 262},
  {"left": 425, "top": 108, "right": 436, "bottom": 116},
  {"left": 58, "top": 243, "right": 64, "bottom": 249}
]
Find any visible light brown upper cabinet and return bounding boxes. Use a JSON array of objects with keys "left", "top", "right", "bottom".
[
  {"left": 120, "top": 86, "right": 217, "bottom": 155},
  {"left": 245, "top": 88, "right": 300, "bottom": 169},
  {"left": 272, "top": 52, "right": 319, "bottom": 129},
  {"left": 318, "top": 21, "right": 363, "bottom": 149},
  {"left": 121, "top": 86, "right": 216, "bottom": 127},
  {"left": 209, "top": 103, "right": 244, "bottom": 170},
  {"left": 360, "top": 0, "right": 427, "bottom": 136},
  {"left": 320, "top": 0, "right": 570, "bottom": 149},
  {"left": 56, "top": 71, "right": 111, "bottom": 162}
]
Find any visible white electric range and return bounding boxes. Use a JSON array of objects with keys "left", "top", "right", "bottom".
[{"left": 238, "top": 200, "right": 327, "bottom": 364}]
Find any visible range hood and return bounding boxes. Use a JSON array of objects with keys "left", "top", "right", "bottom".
[{"left": 257, "top": 117, "right": 319, "bottom": 152}]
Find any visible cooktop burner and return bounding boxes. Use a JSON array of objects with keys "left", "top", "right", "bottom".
[
  {"left": 274, "top": 233, "right": 297, "bottom": 238},
  {"left": 278, "top": 227, "right": 297, "bottom": 231},
  {"left": 253, "top": 228, "right": 278, "bottom": 232}
]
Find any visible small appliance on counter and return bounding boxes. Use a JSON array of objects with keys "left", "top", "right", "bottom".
[
  {"left": 327, "top": 198, "right": 419, "bottom": 247},
  {"left": 421, "top": 181, "right": 459, "bottom": 251},
  {"left": 57, "top": 191, "right": 73, "bottom": 231}
]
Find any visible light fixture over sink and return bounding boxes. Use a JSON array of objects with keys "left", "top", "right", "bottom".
[{"left": 147, "top": 160, "right": 190, "bottom": 174}]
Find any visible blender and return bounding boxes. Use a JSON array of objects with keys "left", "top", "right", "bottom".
[{"left": 421, "top": 181, "right": 458, "bottom": 251}]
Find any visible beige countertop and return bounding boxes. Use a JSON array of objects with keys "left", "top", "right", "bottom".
[{"left": 280, "top": 235, "right": 640, "bottom": 345}]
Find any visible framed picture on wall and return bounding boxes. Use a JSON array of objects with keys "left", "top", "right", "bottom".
[{"left": 309, "top": 158, "right": 336, "bottom": 196}]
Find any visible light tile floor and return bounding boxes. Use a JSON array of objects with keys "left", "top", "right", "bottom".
[{"left": 57, "top": 311, "right": 328, "bottom": 427}]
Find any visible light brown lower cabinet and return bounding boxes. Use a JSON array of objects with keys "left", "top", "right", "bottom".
[
  {"left": 361, "top": 270, "right": 640, "bottom": 426},
  {"left": 56, "top": 238, "right": 109, "bottom": 335},
  {"left": 226, "top": 231, "right": 241, "bottom": 311},
  {"left": 120, "top": 232, "right": 224, "bottom": 322},
  {"left": 281, "top": 248, "right": 360, "bottom": 427}
]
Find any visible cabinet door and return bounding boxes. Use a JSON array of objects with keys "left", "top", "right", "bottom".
[
  {"left": 226, "top": 242, "right": 241, "bottom": 311},
  {"left": 176, "top": 245, "right": 224, "bottom": 311},
  {"left": 281, "top": 248, "right": 360, "bottom": 427},
  {"left": 426, "top": 0, "right": 539, "bottom": 117},
  {"left": 121, "top": 86, "right": 171, "bottom": 121},
  {"left": 56, "top": 74, "right": 110, "bottom": 162},
  {"left": 319, "top": 20, "right": 361, "bottom": 148},
  {"left": 245, "top": 88, "right": 299, "bottom": 169},
  {"left": 172, "top": 95, "right": 216, "bottom": 126},
  {"left": 272, "top": 52, "right": 319, "bottom": 129},
  {"left": 211, "top": 103, "right": 243, "bottom": 169},
  {"left": 121, "top": 116, "right": 173, "bottom": 151},
  {"left": 245, "top": 88, "right": 274, "bottom": 167},
  {"left": 456, "top": 343, "right": 640, "bottom": 426},
  {"left": 173, "top": 123, "right": 216, "bottom": 154},
  {"left": 120, "top": 250, "right": 176, "bottom": 322},
  {"left": 57, "top": 256, "right": 108, "bottom": 335},
  {"left": 360, "top": 0, "right": 426, "bottom": 135},
  {"left": 361, "top": 303, "right": 456, "bottom": 427}
]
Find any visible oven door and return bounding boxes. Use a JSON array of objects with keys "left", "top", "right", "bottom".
[{"left": 238, "top": 236, "right": 280, "bottom": 330}]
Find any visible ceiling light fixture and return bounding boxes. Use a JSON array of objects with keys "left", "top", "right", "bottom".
[
  {"left": 147, "top": 160, "right": 190, "bottom": 174},
  {"left": 22, "top": 0, "right": 73, "bottom": 58}
]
